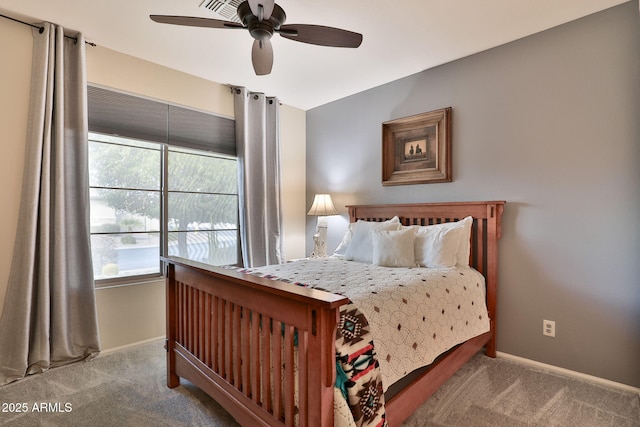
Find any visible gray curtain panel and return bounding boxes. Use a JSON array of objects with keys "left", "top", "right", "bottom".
[
  {"left": 234, "top": 88, "right": 284, "bottom": 268},
  {"left": 0, "top": 23, "right": 100, "bottom": 386}
]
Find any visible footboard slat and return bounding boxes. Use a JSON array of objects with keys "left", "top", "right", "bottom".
[
  {"left": 272, "top": 319, "right": 283, "bottom": 421},
  {"left": 241, "top": 307, "right": 250, "bottom": 395},
  {"left": 218, "top": 298, "right": 229, "bottom": 379},
  {"left": 188, "top": 286, "right": 194, "bottom": 355},
  {"left": 298, "top": 329, "right": 308, "bottom": 427},
  {"left": 233, "top": 304, "right": 241, "bottom": 387},
  {"left": 198, "top": 290, "right": 206, "bottom": 362},
  {"left": 250, "top": 311, "right": 260, "bottom": 403},
  {"left": 204, "top": 294, "right": 212, "bottom": 367},
  {"left": 261, "top": 314, "right": 272, "bottom": 412},
  {"left": 193, "top": 289, "right": 199, "bottom": 358},
  {"left": 283, "top": 325, "right": 295, "bottom": 427},
  {"left": 211, "top": 295, "right": 218, "bottom": 370},
  {"left": 225, "top": 300, "right": 232, "bottom": 381},
  {"left": 216, "top": 297, "right": 224, "bottom": 375},
  {"left": 176, "top": 283, "right": 182, "bottom": 346}
]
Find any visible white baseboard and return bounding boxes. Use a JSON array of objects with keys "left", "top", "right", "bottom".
[
  {"left": 496, "top": 351, "right": 640, "bottom": 395},
  {"left": 97, "top": 336, "right": 165, "bottom": 357}
]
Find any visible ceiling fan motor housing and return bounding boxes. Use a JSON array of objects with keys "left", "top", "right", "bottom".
[{"left": 237, "top": 1, "right": 286, "bottom": 41}]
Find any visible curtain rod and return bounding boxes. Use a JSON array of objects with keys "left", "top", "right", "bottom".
[
  {"left": 0, "top": 13, "right": 96, "bottom": 46},
  {"left": 229, "top": 86, "right": 282, "bottom": 105}
]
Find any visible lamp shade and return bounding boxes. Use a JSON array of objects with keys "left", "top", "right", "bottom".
[{"left": 307, "top": 194, "right": 338, "bottom": 216}]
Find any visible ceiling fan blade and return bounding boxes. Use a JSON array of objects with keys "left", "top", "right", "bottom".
[
  {"left": 248, "top": 0, "right": 275, "bottom": 21},
  {"left": 278, "top": 24, "right": 362, "bottom": 48},
  {"left": 150, "top": 15, "right": 244, "bottom": 29},
  {"left": 251, "top": 39, "right": 274, "bottom": 75}
]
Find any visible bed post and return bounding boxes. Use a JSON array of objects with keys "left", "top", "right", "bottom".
[
  {"left": 484, "top": 202, "right": 504, "bottom": 358},
  {"left": 165, "top": 262, "right": 180, "bottom": 388},
  {"left": 306, "top": 306, "right": 340, "bottom": 426}
]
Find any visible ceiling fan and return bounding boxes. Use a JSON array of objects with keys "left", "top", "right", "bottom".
[{"left": 150, "top": 0, "right": 363, "bottom": 76}]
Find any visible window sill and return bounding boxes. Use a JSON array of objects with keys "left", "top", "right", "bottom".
[{"left": 95, "top": 274, "right": 164, "bottom": 290}]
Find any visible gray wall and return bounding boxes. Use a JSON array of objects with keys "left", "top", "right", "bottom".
[{"left": 306, "top": 2, "right": 640, "bottom": 387}]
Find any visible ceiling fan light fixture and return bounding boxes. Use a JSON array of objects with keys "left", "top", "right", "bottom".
[{"left": 248, "top": 0, "right": 275, "bottom": 22}]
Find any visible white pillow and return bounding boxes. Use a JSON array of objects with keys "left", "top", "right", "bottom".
[
  {"left": 345, "top": 216, "right": 401, "bottom": 264},
  {"left": 408, "top": 216, "right": 473, "bottom": 267},
  {"left": 441, "top": 216, "right": 473, "bottom": 266},
  {"left": 332, "top": 223, "right": 354, "bottom": 257},
  {"left": 413, "top": 225, "right": 464, "bottom": 268},
  {"left": 371, "top": 228, "right": 417, "bottom": 268}
]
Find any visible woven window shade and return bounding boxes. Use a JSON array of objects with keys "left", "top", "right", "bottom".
[{"left": 88, "top": 85, "right": 236, "bottom": 156}]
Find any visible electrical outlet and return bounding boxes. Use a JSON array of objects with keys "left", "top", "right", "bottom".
[{"left": 543, "top": 320, "right": 556, "bottom": 337}]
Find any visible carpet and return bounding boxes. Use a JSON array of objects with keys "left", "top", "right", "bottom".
[
  {"left": 0, "top": 339, "right": 637, "bottom": 426},
  {"left": 402, "top": 352, "right": 639, "bottom": 426}
]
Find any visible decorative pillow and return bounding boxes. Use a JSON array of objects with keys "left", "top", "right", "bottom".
[
  {"left": 371, "top": 228, "right": 417, "bottom": 268},
  {"left": 344, "top": 216, "right": 401, "bottom": 264}
]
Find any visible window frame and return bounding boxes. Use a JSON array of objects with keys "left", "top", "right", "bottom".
[{"left": 89, "top": 133, "right": 239, "bottom": 288}]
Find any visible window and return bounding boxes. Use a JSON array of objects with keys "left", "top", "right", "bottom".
[
  {"left": 166, "top": 146, "right": 238, "bottom": 266},
  {"left": 89, "top": 133, "right": 239, "bottom": 284},
  {"left": 89, "top": 134, "right": 162, "bottom": 281},
  {"left": 86, "top": 85, "right": 238, "bottom": 285}
]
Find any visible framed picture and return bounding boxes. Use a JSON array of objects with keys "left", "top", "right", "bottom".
[{"left": 382, "top": 107, "right": 452, "bottom": 186}]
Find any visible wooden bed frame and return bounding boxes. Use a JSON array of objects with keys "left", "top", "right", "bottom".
[{"left": 162, "top": 201, "right": 505, "bottom": 427}]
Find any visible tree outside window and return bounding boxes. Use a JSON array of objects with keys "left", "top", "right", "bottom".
[{"left": 88, "top": 133, "right": 238, "bottom": 283}]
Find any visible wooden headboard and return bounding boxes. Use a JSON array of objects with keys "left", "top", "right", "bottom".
[{"left": 347, "top": 201, "right": 505, "bottom": 356}]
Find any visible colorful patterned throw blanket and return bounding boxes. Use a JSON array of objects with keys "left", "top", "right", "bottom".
[{"left": 237, "top": 258, "right": 490, "bottom": 427}]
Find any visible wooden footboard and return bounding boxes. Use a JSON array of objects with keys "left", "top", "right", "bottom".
[{"left": 163, "top": 257, "right": 349, "bottom": 426}]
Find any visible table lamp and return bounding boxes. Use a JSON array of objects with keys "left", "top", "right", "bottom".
[{"left": 307, "top": 194, "right": 338, "bottom": 258}]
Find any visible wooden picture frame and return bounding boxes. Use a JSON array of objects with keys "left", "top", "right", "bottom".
[{"left": 382, "top": 107, "right": 452, "bottom": 186}]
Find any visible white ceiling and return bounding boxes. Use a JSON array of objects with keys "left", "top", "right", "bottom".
[{"left": 0, "top": 0, "right": 629, "bottom": 110}]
